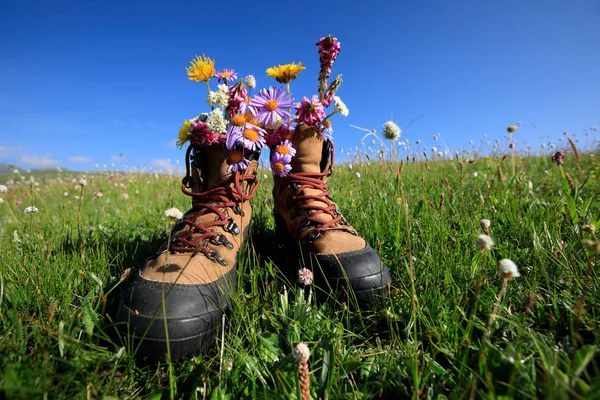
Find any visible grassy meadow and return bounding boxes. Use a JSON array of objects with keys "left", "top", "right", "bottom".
[{"left": 0, "top": 142, "right": 599, "bottom": 399}]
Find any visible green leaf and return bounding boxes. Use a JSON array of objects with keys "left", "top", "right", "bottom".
[
  {"left": 573, "top": 345, "right": 597, "bottom": 378},
  {"left": 81, "top": 301, "right": 98, "bottom": 336}
]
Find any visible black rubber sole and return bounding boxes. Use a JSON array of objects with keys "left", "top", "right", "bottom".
[
  {"left": 116, "top": 268, "right": 236, "bottom": 362},
  {"left": 274, "top": 215, "right": 391, "bottom": 307}
]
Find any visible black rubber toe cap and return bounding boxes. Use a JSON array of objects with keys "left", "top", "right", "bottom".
[
  {"left": 115, "top": 269, "right": 236, "bottom": 360},
  {"left": 312, "top": 243, "right": 391, "bottom": 303}
]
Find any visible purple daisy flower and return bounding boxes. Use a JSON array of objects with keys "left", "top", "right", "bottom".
[
  {"left": 227, "top": 148, "right": 250, "bottom": 172},
  {"left": 275, "top": 140, "right": 296, "bottom": 158},
  {"left": 249, "top": 86, "right": 294, "bottom": 127},
  {"left": 271, "top": 152, "right": 292, "bottom": 177},
  {"left": 214, "top": 69, "right": 238, "bottom": 84}
]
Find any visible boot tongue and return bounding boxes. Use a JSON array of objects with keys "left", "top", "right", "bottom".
[
  {"left": 291, "top": 125, "right": 325, "bottom": 173},
  {"left": 290, "top": 125, "right": 334, "bottom": 225},
  {"left": 191, "top": 144, "right": 230, "bottom": 191}
]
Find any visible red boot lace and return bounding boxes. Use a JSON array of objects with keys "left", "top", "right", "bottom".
[
  {"left": 170, "top": 147, "right": 259, "bottom": 259},
  {"left": 281, "top": 171, "right": 355, "bottom": 235}
]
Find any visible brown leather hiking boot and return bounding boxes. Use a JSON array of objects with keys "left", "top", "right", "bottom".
[
  {"left": 272, "top": 124, "right": 391, "bottom": 305},
  {"left": 117, "top": 143, "right": 260, "bottom": 361}
]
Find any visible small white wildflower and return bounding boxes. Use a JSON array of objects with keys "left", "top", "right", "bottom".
[
  {"left": 64, "top": 192, "right": 69, "bottom": 197},
  {"left": 475, "top": 234, "right": 494, "bottom": 251},
  {"left": 78, "top": 178, "right": 87, "bottom": 187},
  {"left": 498, "top": 259, "right": 521, "bottom": 279},
  {"left": 333, "top": 96, "right": 349, "bottom": 117},
  {"left": 0, "top": 184, "right": 7, "bottom": 193},
  {"left": 263, "top": 174, "right": 268, "bottom": 179},
  {"left": 348, "top": 163, "right": 353, "bottom": 170},
  {"left": 527, "top": 181, "right": 533, "bottom": 191},
  {"left": 24, "top": 206, "right": 39, "bottom": 214},
  {"left": 294, "top": 342, "right": 310, "bottom": 363},
  {"left": 382, "top": 121, "right": 401, "bottom": 140},
  {"left": 297, "top": 268, "right": 313, "bottom": 286},
  {"left": 206, "top": 108, "right": 227, "bottom": 134},
  {"left": 13, "top": 169, "right": 19, "bottom": 174},
  {"left": 355, "top": 172, "right": 361, "bottom": 179},
  {"left": 207, "top": 87, "right": 229, "bottom": 109},
  {"left": 164, "top": 207, "right": 184, "bottom": 220},
  {"left": 122, "top": 193, "right": 129, "bottom": 200},
  {"left": 245, "top": 74, "right": 256, "bottom": 89}
]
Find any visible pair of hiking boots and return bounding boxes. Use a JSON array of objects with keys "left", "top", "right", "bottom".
[{"left": 116, "top": 124, "right": 391, "bottom": 361}]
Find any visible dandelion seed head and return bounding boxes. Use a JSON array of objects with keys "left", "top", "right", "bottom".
[
  {"left": 164, "top": 207, "right": 184, "bottom": 220},
  {"left": 382, "top": 121, "right": 401, "bottom": 140},
  {"left": 498, "top": 259, "right": 520, "bottom": 279},
  {"left": 475, "top": 234, "right": 494, "bottom": 251}
]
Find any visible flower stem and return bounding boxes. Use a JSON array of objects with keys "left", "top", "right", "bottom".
[
  {"left": 205, "top": 80, "right": 214, "bottom": 111},
  {"left": 469, "top": 276, "right": 509, "bottom": 400}
]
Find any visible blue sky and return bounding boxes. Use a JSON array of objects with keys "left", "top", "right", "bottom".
[{"left": 1, "top": 0, "right": 598, "bottom": 171}]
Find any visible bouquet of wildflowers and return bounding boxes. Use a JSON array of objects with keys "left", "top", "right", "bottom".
[{"left": 176, "top": 35, "right": 349, "bottom": 177}]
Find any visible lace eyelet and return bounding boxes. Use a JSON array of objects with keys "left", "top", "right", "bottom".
[{"left": 224, "top": 217, "right": 240, "bottom": 235}]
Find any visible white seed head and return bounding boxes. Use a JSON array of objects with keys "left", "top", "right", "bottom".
[
  {"left": 164, "top": 207, "right": 184, "bottom": 220},
  {"left": 383, "top": 121, "right": 401, "bottom": 140},
  {"left": 475, "top": 234, "right": 494, "bottom": 251},
  {"left": 498, "top": 259, "right": 520, "bottom": 279},
  {"left": 78, "top": 178, "right": 87, "bottom": 187},
  {"left": 294, "top": 342, "right": 310, "bottom": 363},
  {"left": 245, "top": 74, "right": 256, "bottom": 89}
]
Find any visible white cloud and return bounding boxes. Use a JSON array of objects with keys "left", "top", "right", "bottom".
[
  {"left": 68, "top": 156, "right": 91, "bottom": 164},
  {"left": 163, "top": 139, "right": 178, "bottom": 149},
  {"left": 110, "top": 154, "right": 126, "bottom": 162},
  {"left": 148, "top": 159, "right": 184, "bottom": 174},
  {"left": 19, "top": 154, "right": 58, "bottom": 167}
]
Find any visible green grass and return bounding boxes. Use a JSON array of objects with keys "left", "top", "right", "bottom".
[{"left": 0, "top": 151, "right": 599, "bottom": 399}]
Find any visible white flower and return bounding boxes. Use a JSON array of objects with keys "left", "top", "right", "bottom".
[
  {"left": 294, "top": 342, "right": 310, "bottom": 363},
  {"left": 333, "top": 96, "right": 349, "bottom": 117},
  {"left": 206, "top": 108, "right": 227, "bottom": 134},
  {"left": 207, "top": 85, "right": 229, "bottom": 109},
  {"left": 348, "top": 163, "right": 353, "bottom": 170},
  {"left": 475, "top": 234, "right": 494, "bottom": 251},
  {"left": 13, "top": 169, "right": 19, "bottom": 174},
  {"left": 78, "top": 178, "right": 87, "bottom": 187},
  {"left": 0, "top": 185, "right": 7, "bottom": 193},
  {"left": 122, "top": 193, "right": 129, "bottom": 200},
  {"left": 24, "top": 206, "right": 39, "bottom": 214},
  {"left": 245, "top": 74, "right": 256, "bottom": 89},
  {"left": 355, "top": 172, "right": 361, "bottom": 179},
  {"left": 498, "top": 259, "right": 520, "bottom": 279},
  {"left": 164, "top": 207, "right": 184, "bottom": 220},
  {"left": 297, "top": 268, "right": 313, "bottom": 286},
  {"left": 64, "top": 192, "right": 69, "bottom": 197},
  {"left": 473, "top": 172, "right": 478, "bottom": 177},
  {"left": 382, "top": 121, "right": 401, "bottom": 140}
]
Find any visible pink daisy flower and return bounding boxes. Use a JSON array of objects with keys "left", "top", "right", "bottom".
[
  {"left": 249, "top": 86, "right": 293, "bottom": 127},
  {"left": 295, "top": 95, "right": 326, "bottom": 126}
]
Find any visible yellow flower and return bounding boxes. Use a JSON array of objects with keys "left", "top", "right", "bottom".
[
  {"left": 266, "top": 62, "right": 306, "bottom": 84},
  {"left": 507, "top": 125, "right": 518, "bottom": 133},
  {"left": 186, "top": 54, "right": 216, "bottom": 82},
  {"left": 177, "top": 120, "right": 193, "bottom": 148}
]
